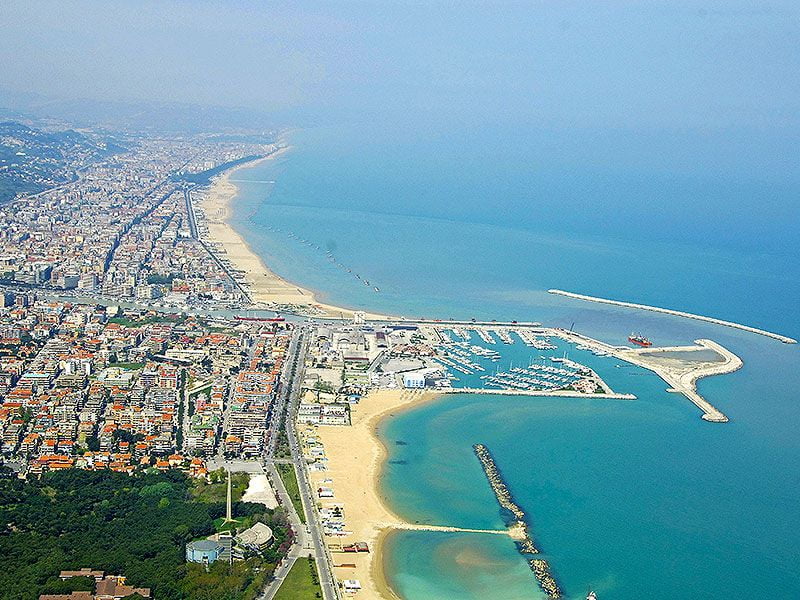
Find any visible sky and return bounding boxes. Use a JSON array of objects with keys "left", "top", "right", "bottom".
[{"left": 1, "top": 0, "right": 798, "bottom": 133}]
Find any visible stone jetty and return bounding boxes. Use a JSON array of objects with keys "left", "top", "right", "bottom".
[{"left": 473, "top": 443, "right": 562, "bottom": 599}]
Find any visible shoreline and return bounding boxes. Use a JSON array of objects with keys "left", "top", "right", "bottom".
[
  {"left": 305, "top": 389, "right": 443, "bottom": 600},
  {"left": 200, "top": 149, "right": 388, "bottom": 320},
  {"left": 204, "top": 147, "right": 760, "bottom": 596}
]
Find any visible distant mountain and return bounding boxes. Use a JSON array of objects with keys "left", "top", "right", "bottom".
[
  {"left": 0, "top": 88, "right": 281, "bottom": 134},
  {"left": 0, "top": 121, "right": 126, "bottom": 203}
]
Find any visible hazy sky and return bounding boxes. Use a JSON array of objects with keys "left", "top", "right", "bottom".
[{"left": 1, "top": 0, "right": 798, "bottom": 131}]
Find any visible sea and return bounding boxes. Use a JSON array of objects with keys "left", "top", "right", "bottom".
[{"left": 228, "top": 124, "right": 800, "bottom": 599}]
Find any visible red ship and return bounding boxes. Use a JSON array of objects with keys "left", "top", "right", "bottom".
[{"left": 628, "top": 333, "right": 652, "bottom": 347}]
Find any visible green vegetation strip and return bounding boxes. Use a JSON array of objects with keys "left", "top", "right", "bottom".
[
  {"left": 277, "top": 463, "right": 306, "bottom": 524},
  {"left": 273, "top": 557, "right": 322, "bottom": 600},
  {"left": 0, "top": 469, "right": 294, "bottom": 600},
  {"left": 108, "top": 314, "right": 187, "bottom": 327}
]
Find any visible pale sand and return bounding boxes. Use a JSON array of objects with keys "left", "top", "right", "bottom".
[
  {"left": 242, "top": 474, "right": 279, "bottom": 509},
  {"left": 201, "top": 150, "right": 387, "bottom": 319},
  {"left": 307, "top": 389, "right": 442, "bottom": 600}
]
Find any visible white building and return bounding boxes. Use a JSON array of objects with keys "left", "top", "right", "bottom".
[{"left": 402, "top": 372, "right": 426, "bottom": 388}]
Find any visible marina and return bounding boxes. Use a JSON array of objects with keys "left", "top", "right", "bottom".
[
  {"left": 407, "top": 323, "right": 744, "bottom": 420},
  {"left": 427, "top": 326, "right": 625, "bottom": 399}
]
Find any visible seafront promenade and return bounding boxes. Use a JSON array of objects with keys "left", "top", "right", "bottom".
[{"left": 549, "top": 289, "right": 797, "bottom": 344}]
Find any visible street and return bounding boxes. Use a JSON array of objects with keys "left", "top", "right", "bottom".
[{"left": 258, "top": 325, "right": 341, "bottom": 600}]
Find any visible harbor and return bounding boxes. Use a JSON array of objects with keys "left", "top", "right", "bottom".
[
  {"left": 444, "top": 388, "right": 635, "bottom": 399},
  {"left": 409, "top": 322, "right": 746, "bottom": 422},
  {"left": 473, "top": 443, "right": 562, "bottom": 599},
  {"left": 615, "top": 339, "right": 743, "bottom": 422},
  {"left": 425, "top": 326, "right": 625, "bottom": 400},
  {"left": 550, "top": 329, "right": 742, "bottom": 422}
]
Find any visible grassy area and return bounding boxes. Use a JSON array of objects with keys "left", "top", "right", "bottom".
[
  {"left": 208, "top": 326, "right": 236, "bottom": 333},
  {"left": 213, "top": 516, "right": 245, "bottom": 531},
  {"left": 276, "top": 463, "right": 306, "bottom": 524},
  {"left": 191, "top": 470, "right": 250, "bottom": 504},
  {"left": 273, "top": 557, "right": 322, "bottom": 600}
]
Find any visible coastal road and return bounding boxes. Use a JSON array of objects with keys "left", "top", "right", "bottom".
[
  {"left": 258, "top": 325, "right": 340, "bottom": 600},
  {"left": 194, "top": 226, "right": 254, "bottom": 304},
  {"left": 281, "top": 326, "right": 341, "bottom": 600}
]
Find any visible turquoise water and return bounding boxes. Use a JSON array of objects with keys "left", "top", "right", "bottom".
[{"left": 229, "top": 125, "right": 800, "bottom": 598}]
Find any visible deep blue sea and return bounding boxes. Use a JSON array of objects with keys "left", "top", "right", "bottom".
[{"left": 229, "top": 125, "right": 800, "bottom": 599}]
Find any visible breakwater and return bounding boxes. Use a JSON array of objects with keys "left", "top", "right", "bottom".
[
  {"left": 448, "top": 387, "right": 635, "bottom": 400},
  {"left": 473, "top": 443, "right": 562, "bottom": 599},
  {"left": 549, "top": 289, "right": 797, "bottom": 344}
]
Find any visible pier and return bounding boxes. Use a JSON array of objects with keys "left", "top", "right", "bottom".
[
  {"left": 473, "top": 444, "right": 562, "bottom": 599},
  {"left": 555, "top": 328, "right": 741, "bottom": 422},
  {"left": 445, "top": 388, "right": 636, "bottom": 400},
  {"left": 616, "top": 339, "right": 743, "bottom": 423},
  {"left": 388, "top": 523, "right": 513, "bottom": 536},
  {"left": 549, "top": 289, "right": 797, "bottom": 344}
]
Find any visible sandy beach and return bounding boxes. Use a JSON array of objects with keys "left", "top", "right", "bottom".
[
  {"left": 306, "top": 389, "right": 441, "bottom": 600},
  {"left": 200, "top": 150, "right": 385, "bottom": 319}
]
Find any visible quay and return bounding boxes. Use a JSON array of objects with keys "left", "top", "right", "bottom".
[
  {"left": 616, "top": 339, "right": 742, "bottom": 423},
  {"left": 445, "top": 388, "right": 636, "bottom": 400},
  {"left": 549, "top": 289, "right": 797, "bottom": 344},
  {"left": 555, "top": 328, "right": 740, "bottom": 422},
  {"left": 364, "top": 317, "right": 543, "bottom": 328},
  {"left": 473, "top": 444, "right": 562, "bottom": 599}
]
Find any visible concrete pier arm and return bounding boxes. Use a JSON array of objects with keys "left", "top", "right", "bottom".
[
  {"left": 616, "top": 339, "right": 742, "bottom": 423},
  {"left": 548, "top": 289, "right": 797, "bottom": 344},
  {"left": 443, "top": 388, "right": 635, "bottom": 400},
  {"left": 553, "top": 328, "right": 740, "bottom": 423}
]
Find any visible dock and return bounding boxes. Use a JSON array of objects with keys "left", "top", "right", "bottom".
[
  {"left": 473, "top": 444, "right": 562, "bottom": 599},
  {"left": 549, "top": 289, "right": 797, "bottom": 344},
  {"left": 555, "top": 328, "right": 741, "bottom": 422},
  {"left": 444, "top": 388, "right": 635, "bottom": 400},
  {"left": 616, "top": 339, "right": 742, "bottom": 423}
]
